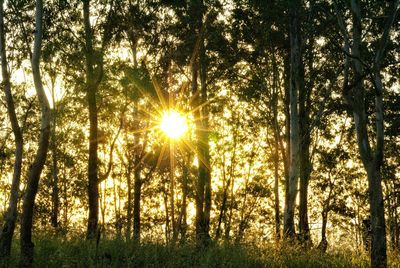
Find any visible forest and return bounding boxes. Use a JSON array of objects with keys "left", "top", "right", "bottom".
[{"left": 0, "top": 0, "right": 399, "bottom": 267}]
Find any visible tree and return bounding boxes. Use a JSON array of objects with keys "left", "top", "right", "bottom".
[
  {"left": 20, "top": 0, "right": 51, "bottom": 266},
  {"left": 0, "top": 0, "right": 24, "bottom": 257},
  {"left": 284, "top": 0, "right": 303, "bottom": 239},
  {"left": 335, "top": 0, "right": 400, "bottom": 266},
  {"left": 82, "top": 0, "right": 116, "bottom": 240},
  {"left": 82, "top": 0, "right": 100, "bottom": 240}
]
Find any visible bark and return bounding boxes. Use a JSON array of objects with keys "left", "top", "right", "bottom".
[
  {"left": 20, "top": 0, "right": 51, "bottom": 266},
  {"left": 50, "top": 78, "right": 59, "bottom": 229},
  {"left": 395, "top": 207, "right": 399, "bottom": 251},
  {"left": 0, "top": 0, "right": 24, "bottom": 258},
  {"left": 200, "top": 40, "right": 212, "bottom": 245},
  {"left": 113, "top": 174, "right": 122, "bottom": 238},
  {"left": 62, "top": 159, "right": 68, "bottom": 227},
  {"left": 298, "top": 62, "right": 310, "bottom": 244},
  {"left": 366, "top": 165, "right": 386, "bottom": 268},
  {"left": 170, "top": 143, "right": 177, "bottom": 244},
  {"left": 271, "top": 50, "right": 281, "bottom": 241},
  {"left": 163, "top": 180, "right": 170, "bottom": 243},
  {"left": 83, "top": 0, "right": 100, "bottom": 240},
  {"left": 338, "top": 0, "right": 399, "bottom": 266},
  {"left": 298, "top": 115, "right": 311, "bottom": 244},
  {"left": 318, "top": 209, "right": 328, "bottom": 252},
  {"left": 298, "top": 0, "right": 316, "bottom": 246},
  {"left": 284, "top": 0, "right": 301, "bottom": 239},
  {"left": 215, "top": 168, "right": 230, "bottom": 241},
  {"left": 189, "top": 0, "right": 211, "bottom": 246},
  {"left": 177, "top": 159, "right": 189, "bottom": 243},
  {"left": 125, "top": 161, "right": 132, "bottom": 241},
  {"left": 133, "top": 166, "right": 141, "bottom": 242}
]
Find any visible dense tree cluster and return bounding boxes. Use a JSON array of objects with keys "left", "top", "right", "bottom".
[{"left": 0, "top": 0, "right": 399, "bottom": 267}]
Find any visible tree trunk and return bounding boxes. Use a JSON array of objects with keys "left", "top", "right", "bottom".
[
  {"left": 200, "top": 43, "right": 212, "bottom": 246},
  {"left": 298, "top": 132, "right": 311, "bottom": 244},
  {"left": 0, "top": 0, "right": 24, "bottom": 258},
  {"left": 20, "top": 0, "right": 51, "bottom": 266},
  {"left": 190, "top": 0, "right": 211, "bottom": 247},
  {"left": 215, "top": 176, "right": 230, "bottom": 241},
  {"left": 216, "top": 118, "right": 237, "bottom": 241},
  {"left": 50, "top": 78, "right": 59, "bottom": 229},
  {"left": 83, "top": 0, "right": 100, "bottom": 240},
  {"left": 273, "top": 134, "right": 281, "bottom": 241},
  {"left": 298, "top": 78, "right": 310, "bottom": 244},
  {"left": 366, "top": 164, "right": 387, "bottom": 268},
  {"left": 163, "top": 180, "right": 170, "bottom": 243},
  {"left": 342, "top": 1, "right": 398, "bottom": 266},
  {"left": 178, "top": 160, "right": 189, "bottom": 243},
  {"left": 62, "top": 159, "right": 68, "bottom": 227},
  {"left": 224, "top": 173, "right": 235, "bottom": 243},
  {"left": 318, "top": 209, "right": 328, "bottom": 252},
  {"left": 170, "top": 143, "right": 177, "bottom": 244},
  {"left": 298, "top": 0, "right": 315, "bottom": 245},
  {"left": 133, "top": 166, "right": 141, "bottom": 242},
  {"left": 125, "top": 161, "right": 132, "bottom": 241},
  {"left": 271, "top": 50, "right": 281, "bottom": 241},
  {"left": 284, "top": 0, "right": 302, "bottom": 239}
]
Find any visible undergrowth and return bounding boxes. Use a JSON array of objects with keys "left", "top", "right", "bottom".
[{"left": 1, "top": 236, "right": 398, "bottom": 267}]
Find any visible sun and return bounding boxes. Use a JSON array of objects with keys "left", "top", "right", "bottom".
[{"left": 160, "top": 110, "right": 188, "bottom": 140}]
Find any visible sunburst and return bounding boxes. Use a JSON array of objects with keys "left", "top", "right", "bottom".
[{"left": 160, "top": 110, "right": 188, "bottom": 140}]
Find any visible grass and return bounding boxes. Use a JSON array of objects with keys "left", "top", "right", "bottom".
[{"left": 1, "top": 237, "right": 396, "bottom": 267}]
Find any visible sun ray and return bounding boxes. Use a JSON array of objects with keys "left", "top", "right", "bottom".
[
  {"left": 129, "top": 126, "right": 159, "bottom": 135},
  {"left": 151, "top": 76, "right": 168, "bottom": 110},
  {"left": 181, "top": 139, "right": 211, "bottom": 171},
  {"left": 189, "top": 95, "right": 219, "bottom": 114},
  {"left": 130, "top": 81, "right": 163, "bottom": 114},
  {"left": 133, "top": 102, "right": 163, "bottom": 120},
  {"left": 156, "top": 143, "right": 168, "bottom": 171}
]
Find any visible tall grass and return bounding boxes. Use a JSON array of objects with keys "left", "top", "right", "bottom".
[{"left": 1, "top": 236, "right": 396, "bottom": 267}]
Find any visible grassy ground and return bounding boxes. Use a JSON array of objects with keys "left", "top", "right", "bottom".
[{"left": 2, "top": 237, "right": 398, "bottom": 267}]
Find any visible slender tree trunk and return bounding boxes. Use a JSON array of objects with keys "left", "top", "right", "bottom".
[
  {"left": 216, "top": 119, "right": 237, "bottom": 241},
  {"left": 298, "top": 132, "right": 311, "bottom": 244},
  {"left": 178, "top": 160, "right": 189, "bottom": 243},
  {"left": 163, "top": 180, "right": 170, "bottom": 243},
  {"left": 282, "top": 53, "right": 291, "bottom": 238},
  {"left": 0, "top": 0, "right": 24, "bottom": 258},
  {"left": 395, "top": 207, "right": 399, "bottom": 251},
  {"left": 298, "top": 76, "right": 310, "bottom": 244},
  {"left": 20, "top": 0, "right": 51, "bottom": 266},
  {"left": 284, "top": 0, "right": 302, "bottom": 239},
  {"left": 318, "top": 209, "right": 328, "bottom": 252},
  {"left": 200, "top": 40, "right": 211, "bottom": 245},
  {"left": 83, "top": 0, "right": 100, "bottom": 240},
  {"left": 191, "top": 0, "right": 211, "bottom": 246},
  {"left": 126, "top": 161, "right": 132, "bottom": 241},
  {"left": 224, "top": 174, "right": 235, "bottom": 242},
  {"left": 62, "top": 159, "right": 68, "bottom": 227},
  {"left": 271, "top": 50, "right": 281, "bottom": 241},
  {"left": 50, "top": 79, "right": 59, "bottom": 229},
  {"left": 298, "top": 0, "right": 315, "bottom": 245},
  {"left": 170, "top": 143, "right": 177, "bottom": 244},
  {"left": 215, "top": 177, "right": 230, "bottom": 241},
  {"left": 133, "top": 166, "right": 141, "bottom": 242},
  {"left": 273, "top": 135, "right": 281, "bottom": 241}
]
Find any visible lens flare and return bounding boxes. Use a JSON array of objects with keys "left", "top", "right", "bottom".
[{"left": 160, "top": 110, "right": 188, "bottom": 139}]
